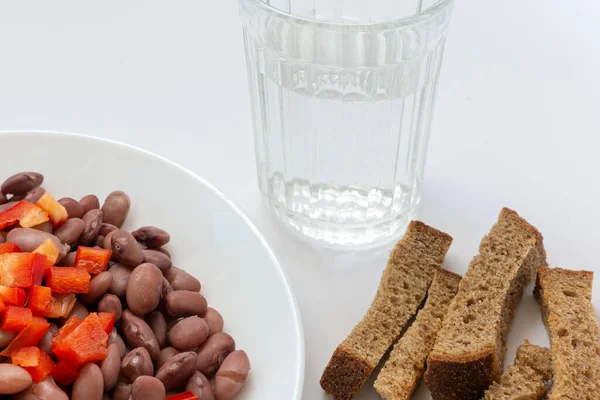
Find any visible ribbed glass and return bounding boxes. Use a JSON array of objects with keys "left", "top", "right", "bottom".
[{"left": 239, "top": 0, "right": 454, "bottom": 246}]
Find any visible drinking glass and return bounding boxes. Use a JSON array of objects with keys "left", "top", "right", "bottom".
[{"left": 239, "top": 0, "right": 454, "bottom": 246}]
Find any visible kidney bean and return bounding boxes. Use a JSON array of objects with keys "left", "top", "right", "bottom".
[
  {"left": 214, "top": 350, "right": 251, "bottom": 400},
  {"left": 186, "top": 371, "right": 215, "bottom": 400},
  {"left": 99, "top": 343, "right": 120, "bottom": 391},
  {"left": 154, "top": 351, "right": 197, "bottom": 391},
  {"left": 111, "top": 230, "right": 144, "bottom": 267},
  {"left": 0, "top": 192, "right": 6, "bottom": 205},
  {"left": 157, "top": 347, "right": 179, "bottom": 369},
  {"left": 58, "top": 251, "right": 77, "bottom": 266},
  {"left": 167, "top": 316, "right": 209, "bottom": 350},
  {"left": 130, "top": 376, "right": 166, "bottom": 400},
  {"left": 111, "top": 382, "right": 132, "bottom": 400},
  {"left": 165, "top": 291, "right": 207, "bottom": 318},
  {"left": 31, "top": 221, "right": 53, "bottom": 233},
  {"left": 23, "top": 187, "right": 46, "bottom": 204},
  {"left": 7, "top": 228, "right": 62, "bottom": 253},
  {"left": 108, "top": 328, "right": 127, "bottom": 359},
  {"left": 142, "top": 249, "right": 172, "bottom": 273},
  {"left": 79, "top": 209, "right": 103, "bottom": 245},
  {"left": 98, "top": 294, "right": 123, "bottom": 322},
  {"left": 161, "top": 277, "right": 173, "bottom": 299},
  {"left": 13, "top": 376, "right": 69, "bottom": 400},
  {"left": 121, "top": 310, "right": 160, "bottom": 361},
  {"left": 166, "top": 267, "right": 201, "bottom": 292},
  {"left": 0, "top": 233, "right": 5, "bottom": 244},
  {"left": 1, "top": 172, "right": 43, "bottom": 195},
  {"left": 103, "top": 395, "right": 111, "bottom": 400},
  {"left": 79, "top": 271, "right": 112, "bottom": 305},
  {"left": 103, "top": 230, "right": 115, "bottom": 250},
  {"left": 93, "top": 235, "right": 104, "bottom": 248},
  {"left": 58, "top": 197, "right": 85, "bottom": 218},
  {"left": 203, "top": 308, "right": 224, "bottom": 336},
  {"left": 0, "top": 201, "right": 17, "bottom": 213},
  {"left": 126, "top": 263, "right": 162, "bottom": 315},
  {"left": 0, "top": 364, "right": 32, "bottom": 394},
  {"left": 37, "top": 323, "right": 58, "bottom": 354},
  {"left": 195, "top": 332, "right": 236, "bottom": 376},
  {"left": 79, "top": 195, "right": 99, "bottom": 213},
  {"left": 0, "top": 328, "right": 17, "bottom": 348},
  {"left": 67, "top": 301, "right": 89, "bottom": 321},
  {"left": 72, "top": 363, "right": 103, "bottom": 400},
  {"left": 146, "top": 311, "right": 167, "bottom": 349},
  {"left": 108, "top": 263, "right": 131, "bottom": 298},
  {"left": 101, "top": 191, "right": 130, "bottom": 228},
  {"left": 54, "top": 218, "right": 85, "bottom": 245},
  {"left": 121, "top": 347, "right": 153, "bottom": 383},
  {"left": 156, "top": 247, "right": 171, "bottom": 259},
  {"left": 132, "top": 226, "right": 170, "bottom": 249},
  {"left": 99, "top": 223, "right": 118, "bottom": 237}
]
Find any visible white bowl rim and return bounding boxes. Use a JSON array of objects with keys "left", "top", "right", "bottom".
[{"left": 0, "top": 129, "right": 306, "bottom": 400}]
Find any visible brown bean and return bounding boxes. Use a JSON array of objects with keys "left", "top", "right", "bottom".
[
  {"left": 130, "top": 376, "right": 166, "bottom": 400},
  {"left": 195, "top": 332, "right": 236, "bottom": 376},
  {"left": 186, "top": 371, "right": 215, "bottom": 400},
  {"left": 156, "top": 247, "right": 171, "bottom": 259},
  {"left": 154, "top": 351, "right": 197, "bottom": 391},
  {"left": 79, "top": 194, "right": 100, "bottom": 213},
  {"left": 98, "top": 294, "right": 123, "bottom": 322},
  {"left": 126, "top": 263, "right": 162, "bottom": 315},
  {"left": 0, "top": 201, "right": 17, "bottom": 213},
  {"left": 58, "top": 197, "right": 85, "bottom": 219},
  {"left": 9, "top": 194, "right": 25, "bottom": 201},
  {"left": 0, "top": 328, "right": 17, "bottom": 348},
  {"left": 1, "top": 172, "right": 43, "bottom": 195},
  {"left": 157, "top": 347, "right": 179, "bottom": 369},
  {"left": 166, "top": 266, "right": 201, "bottom": 292},
  {"left": 72, "top": 363, "right": 103, "bottom": 400},
  {"left": 103, "top": 395, "right": 110, "bottom": 400},
  {"left": 54, "top": 218, "right": 85, "bottom": 245},
  {"left": 165, "top": 291, "right": 207, "bottom": 318},
  {"left": 121, "top": 347, "right": 154, "bottom": 383},
  {"left": 103, "top": 230, "right": 115, "bottom": 250},
  {"left": 0, "top": 364, "right": 32, "bottom": 394},
  {"left": 167, "top": 316, "right": 209, "bottom": 350},
  {"left": 0, "top": 233, "right": 4, "bottom": 244},
  {"left": 31, "top": 221, "right": 53, "bottom": 233},
  {"left": 161, "top": 277, "right": 173, "bottom": 298},
  {"left": 121, "top": 310, "right": 160, "bottom": 360},
  {"left": 13, "top": 376, "right": 68, "bottom": 400},
  {"left": 142, "top": 250, "right": 172, "bottom": 273},
  {"left": 111, "top": 382, "right": 131, "bottom": 400},
  {"left": 23, "top": 187, "right": 46, "bottom": 204},
  {"left": 108, "top": 263, "right": 131, "bottom": 298},
  {"left": 101, "top": 191, "right": 131, "bottom": 228},
  {"left": 79, "top": 209, "right": 103, "bottom": 245},
  {"left": 0, "top": 192, "right": 7, "bottom": 205},
  {"left": 59, "top": 251, "right": 77, "bottom": 266},
  {"left": 6, "top": 228, "right": 62, "bottom": 253},
  {"left": 79, "top": 271, "right": 112, "bottom": 305},
  {"left": 37, "top": 323, "right": 58, "bottom": 354},
  {"left": 99, "top": 223, "right": 118, "bottom": 237},
  {"left": 94, "top": 234, "right": 105, "bottom": 248},
  {"left": 67, "top": 301, "right": 90, "bottom": 321},
  {"left": 100, "top": 344, "right": 121, "bottom": 391},
  {"left": 132, "top": 226, "right": 170, "bottom": 248},
  {"left": 214, "top": 350, "right": 251, "bottom": 400},
  {"left": 203, "top": 308, "right": 224, "bottom": 336},
  {"left": 111, "top": 230, "right": 144, "bottom": 267},
  {"left": 146, "top": 311, "right": 167, "bottom": 349},
  {"left": 108, "top": 328, "right": 127, "bottom": 359}
]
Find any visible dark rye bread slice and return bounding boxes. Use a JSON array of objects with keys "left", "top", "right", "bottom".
[
  {"left": 320, "top": 221, "right": 452, "bottom": 400},
  {"left": 424, "top": 208, "right": 547, "bottom": 400},
  {"left": 483, "top": 340, "right": 552, "bottom": 400},
  {"left": 374, "top": 268, "right": 461, "bottom": 400},
  {"left": 535, "top": 266, "right": 600, "bottom": 399}
]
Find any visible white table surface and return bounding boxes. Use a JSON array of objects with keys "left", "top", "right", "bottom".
[{"left": 1, "top": 1, "right": 599, "bottom": 399}]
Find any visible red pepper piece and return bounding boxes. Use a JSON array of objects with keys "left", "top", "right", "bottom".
[
  {"left": 166, "top": 392, "right": 199, "bottom": 400},
  {"left": 0, "top": 286, "right": 27, "bottom": 306},
  {"left": 33, "top": 239, "right": 59, "bottom": 271},
  {"left": 98, "top": 312, "right": 115, "bottom": 334},
  {"left": 0, "top": 201, "right": 49, "bottom": 229},
  {"left": 31, "top": 254, "right": 46, "bottom": 286},
  {"left": 0, "top": 298, "right": 7, "bottom": 316},
  {"left": 46, "top": 293, "right": 76, "bottom": 319},
  {"left": 0, "top": 252, "right": 46, "bottom": 288},
  {"left": 53, "top": 313, "right": 108, "bottom": 367},
  {"left": 27, "top": 285, "right": 51, "bottom": 316},
  {"left": 0, "top": 243, "right": 20, "bottom": 255},
  {"left": 0, "top": 316, "right": 49, "bottom": 356},
  {"left": 1, "top": 306, "right": 33, "bottom": 331},
  {"left": 11, "top": 346, "right": 41, "bottom": 367},
  {"left": 46, "top": 267, "right": 90, "bottom": 293},
  {"left": 51, "top": 361, "right": 80, "bottom": 385},
  {"left": 25, "top": 351, "right": 55, "bottom": 382},
  {"left": 36, "top": 192, "right": 68, "bottom": 227},
  {"left": 51, "top": 315, "right": 81, "bottom": 351},
  {"left": 74, "top": 246, "right": 112, "bottom": 275}
]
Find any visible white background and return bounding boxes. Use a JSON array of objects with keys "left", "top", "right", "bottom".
[{"left": 1, "top": 1, "right": 599, "bottom": 399}]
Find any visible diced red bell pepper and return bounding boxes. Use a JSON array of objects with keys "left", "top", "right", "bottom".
[
  {"left": 51, "top": 361, "right": 80, "bottom": 385},
  {"left": 27, "top": 285, "right": 51, "bottom": 316},
  {"left": 98, "top": 312, "right": 115, "bottom": 335},
  {"left": 74, "top": 246, "right": 112, "bottom": 275},
  {"left": 0, "top": 201, "right": 49, "bottom": 230},
  {"left": 36, "top": 192, "right": 68, "bottom": 227},
  {"left": 24, "top": 351, "right": 54, "bottom": 382},
  {"left": 1, "top": 306, "right": 33, "bottom": 331},
  {"left": 46, "top": 267, "right": 90, "bottom": 294},
  {"left": 51, "top": 315, "right": 81, "bottom": 351},
  {"left": 0, "top": 298, "right": 7, "bottom": 316},
  {"left": 166, "top": 392, "right": 199, "bottom": 400},
  {"left": 11, "top": 346, "right": 41, "bottom": 367},
  {"left": 33, "top": 239, "right": 59, "bottom": 271},
  {"left": 46, "top": 293, "right": 76, "bottom": 319},
  {"left": 0, "top": 316, "right": 49, "bottom": 356},
  {"left": 0, "top": 252, "right": 46, "bottom": 288},
  {"left": 0, "top": 286, "right": 27, "bottom": 307},
  {"left": 0, "top": 243, "right": 20, "bottom": 255},
  {"left": 52, "top": 313, "right": 108, "bottom": 367}
]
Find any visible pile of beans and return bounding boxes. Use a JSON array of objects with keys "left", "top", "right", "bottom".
[{"left": 0, "top": 172, "right": 250, "bottom": 400}]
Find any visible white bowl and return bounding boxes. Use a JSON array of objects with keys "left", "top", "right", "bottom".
[{"left": 0, "top": 131, "right": 305, "bottom": 400}]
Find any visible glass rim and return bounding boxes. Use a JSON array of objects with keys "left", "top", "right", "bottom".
[{"left": 240, "top": 0, "right": 454, "bottom": 31}]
